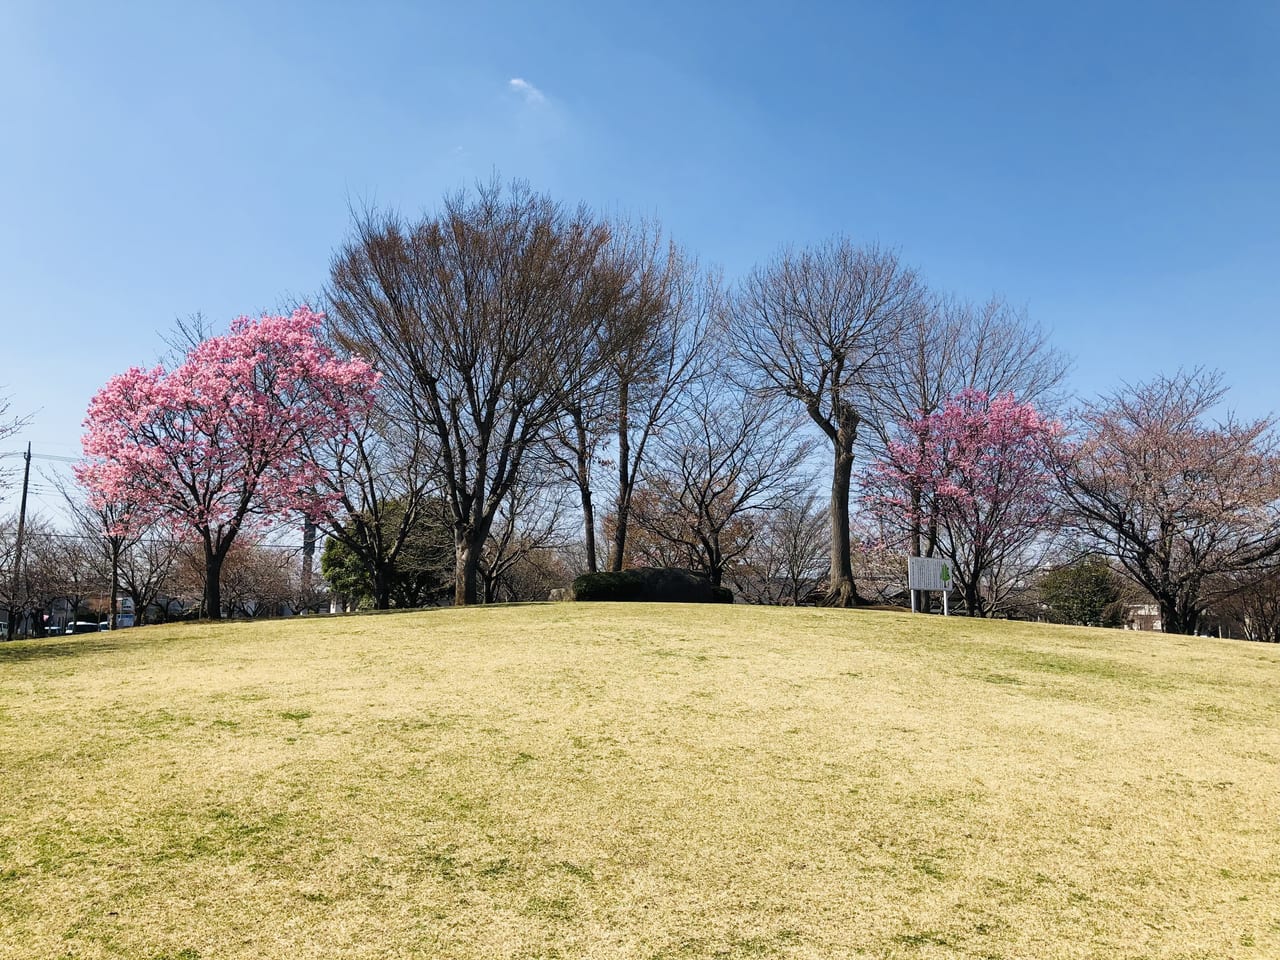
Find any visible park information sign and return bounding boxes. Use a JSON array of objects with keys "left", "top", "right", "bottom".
[
  {"left": 907, "top": 556, "right": 952, "bottom": 615},
  {"left": 908, "top": 556, "right": 952, "bottom": 592}
]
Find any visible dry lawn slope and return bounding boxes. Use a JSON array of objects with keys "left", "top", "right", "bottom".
[{"left": 1, "top": 604, "right": 1278, "bottom": 959}]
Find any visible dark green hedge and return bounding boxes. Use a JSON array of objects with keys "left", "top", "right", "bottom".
[
  {"left": 710, "top": 586, "right": 734, "bottom": 604},
  {"left": 572, "top": 570, "right": 649, "bottom": 602},
  {"left": 571, "top": 568, "right": 734, "bottom": 604}
]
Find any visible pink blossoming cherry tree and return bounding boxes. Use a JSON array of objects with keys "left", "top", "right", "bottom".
[
  {"left": 865, "top": 389, "right": 1059, "bottom": 616},
  {"left": 78, "top": 308, "right": 379, "bottom": 619}
]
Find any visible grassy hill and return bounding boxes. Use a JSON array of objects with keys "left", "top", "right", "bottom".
[{"left": 1, "top": 604, "right": 1277, "bottom": 959}]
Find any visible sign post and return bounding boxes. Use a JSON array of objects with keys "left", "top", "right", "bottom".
[{"left": 907, "top": 556, "right": 953, "bottom": 616}]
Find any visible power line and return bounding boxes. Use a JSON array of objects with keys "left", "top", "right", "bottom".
[
  {"left": 0, "top": 450, "right": 79, "bottom": 463},
  {"left": 19, "top": 530, "right": 310, "bottom": 551}
]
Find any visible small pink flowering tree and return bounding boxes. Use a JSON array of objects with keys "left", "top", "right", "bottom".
[
  {"left": 864, "top": 389, "right": 1059, "bottom": 615},
  {"left": 78, "top": 308, "right": 378, "bottom": 619}
]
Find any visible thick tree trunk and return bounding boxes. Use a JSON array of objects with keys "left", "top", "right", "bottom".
[
  {"left": 580, "top": 486, "right": 598, "bottom": 575},
  {"left": 1158, "top": 593, "right": 1199, "bottom": 635},
  {"left": 129, "top": 589, "right": 146, "bottom": 626},
  {"left": 482, "top": 570, "right": 500, "bottom": 604},
  {"left": 373, "top": 563, "right": 393, "bottom": 610},
  {"left": 454, "top": 529, "right": 485, "bottom": 606},
  {"left": 707, "top": 540, "right": 724, "bottom": 588},
  {"left": 203, "top": 548, "right": 224, "bottom": 620},
  {"left": 823, "top": 444, "right": 864, "bottom": 607},
  {"left": 609, "top": 510, "right": 628, "bottom": 573}
]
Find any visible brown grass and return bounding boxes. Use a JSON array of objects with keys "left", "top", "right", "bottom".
[{"left": 1, "top": 604, "right": 1277, "bottom": 958}]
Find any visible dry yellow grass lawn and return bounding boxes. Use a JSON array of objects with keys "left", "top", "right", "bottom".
[{"left": 1, "top": 604, "right": 1277, "bottom": 959}]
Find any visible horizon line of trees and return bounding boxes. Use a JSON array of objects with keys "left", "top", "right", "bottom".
[{"left": 6, "top": 178, "right": 1280, "bottom": 640}]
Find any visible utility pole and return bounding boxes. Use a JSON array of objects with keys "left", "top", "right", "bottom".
[{"left": 7, "top": 443, "right": 31, "bottom": 640}]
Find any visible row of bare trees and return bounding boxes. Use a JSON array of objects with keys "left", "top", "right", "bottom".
[
  {"left": 321, "top": 182, "right": 1066, "bottom": 611},
  {"left": 13, "top": 180, "right": 1280, "bottom": 638},
  {"left": 0, "top": 512, "right": 326, "bottom": 635},
  {"left": 315, "top": 180, "right": 1280, "bottom": 638}
]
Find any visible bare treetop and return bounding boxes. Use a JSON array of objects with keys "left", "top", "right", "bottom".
[
  {"left": 1056, "top": 367, "right": 1280, "bottom": 634},
  {"left": 327, "top": 180, "right": 626, "bottom": 605},
  {"left": 732, "top": 239, "right": 926, "bottom": 606},
  {"left": 872, "top": 294, "right": 1071, "bottom": 446},
  {"left": 734, "top": 240, "right": 924, "bottom": 432}
]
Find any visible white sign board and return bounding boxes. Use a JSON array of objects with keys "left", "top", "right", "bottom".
[{"left": 908, "top": 556, "right": 953, "bottom": 593}]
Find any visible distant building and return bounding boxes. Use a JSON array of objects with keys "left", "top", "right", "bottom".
[{"left": 1124, "top": 603, "right": 1162, "bottom": 632}]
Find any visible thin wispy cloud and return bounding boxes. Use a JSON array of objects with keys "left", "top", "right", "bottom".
[{"left": 508, "top": 77, "right": 546, "bottom": 104}]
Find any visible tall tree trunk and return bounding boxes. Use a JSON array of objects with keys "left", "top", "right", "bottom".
[
  {"left": 708, "top": 548, "right": 723, "bottom": 588},
  {"left": 454, "top": 529, "right": 485, "bottom": 606},
  {"left": 203, "top": 548, "right": 224, "bottom": 620},
  {"left": 823, "top": 442, "right": 863, "bottom": 607},
  {"left": 373, "top": 563, "right": 393, "bottom": 610},
  {"left": 609, "top": 506, "right": 629, "bottom": 573},
  {"left": 580, "top": 481, "right": 598, "bottom": 575},
  {"left": 610, "top": 383, "right": 631, "bottom": 572},
  {"left": 567, "top": 409, "right": 598, "bottom": 574},
  {"left": 301, "top": 517, "right": 316, "bottom": 610}
]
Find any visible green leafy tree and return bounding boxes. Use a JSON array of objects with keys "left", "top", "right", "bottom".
[
  {"left": 321, "top": 500, "right": 452, "bottom": 609},
  {"left": 1039, "top": 560, "right": 1124, "bottom": 627}
]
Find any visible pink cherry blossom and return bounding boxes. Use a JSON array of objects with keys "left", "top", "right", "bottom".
[
  {"left": 864, "top": 389, "right": 1060, "bottom": 615},
  {"left": 77, "top": 307, "right": 380, "bottom": 618}
]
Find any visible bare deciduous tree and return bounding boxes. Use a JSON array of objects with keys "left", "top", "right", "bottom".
[
  {"left": 630, "top": 380, "right": 815, "bottom": 588},
  {"left": 327, "top": 181, "right": 624, "bottom": 605},
  {"left": 728, "top": 492, "right": 829, "bottom": 605},
  {"left": 1212, "top": 569, "right": 1280, "bottom": 642},
  {"left": 1055, "top": 369, "right": 1280, "bottom": 635},
  {"left": 603, "top": 231, "right": 717, "bottom": 573},
  {"left": 733, "top": 240, "right": 924, "bottom": 605},
  {"left": 480, "top": 473, "right": 574, "bottom": 602},
  {"left": 56, "top": 476, "right": 145, "bottom": 629},
  {"left": 1, "top": 522, "right": 102, "bottom": 634},
  {"left": 117, "top": 533, "right": 180, "bottom": 625},
  {"left": 546, "top": 224, "right": 716, "bottom": 575},
  {"left": 0, "top": 391, "right": 30, "bottom": 507}
]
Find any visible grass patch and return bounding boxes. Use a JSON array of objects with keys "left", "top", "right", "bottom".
[{"left": 1, "top": 604, "right": 1278, "bottom": 957}]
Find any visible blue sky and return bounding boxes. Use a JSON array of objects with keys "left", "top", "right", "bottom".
[{"left": 1, "top": 0, "right": 1278, "bottom": 508}]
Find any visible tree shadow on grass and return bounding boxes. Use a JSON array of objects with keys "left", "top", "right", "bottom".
[{"left": 0, "top": 636, "right": 128, "bottom": 664}]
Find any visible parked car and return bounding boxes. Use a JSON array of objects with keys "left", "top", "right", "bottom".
[{"left": 64, "top": 621, "right": 104, "bottom": 635}]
